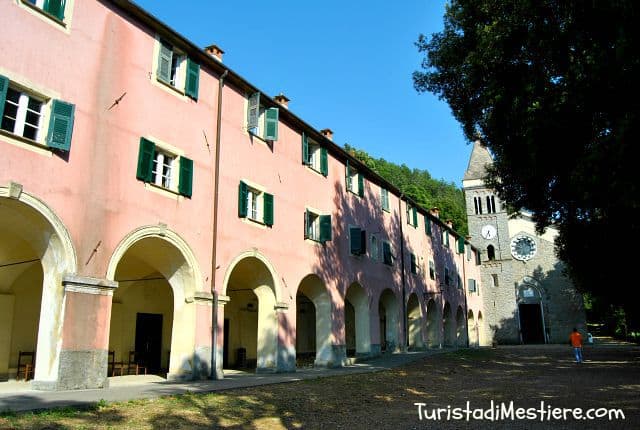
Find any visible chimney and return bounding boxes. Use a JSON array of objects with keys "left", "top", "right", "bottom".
[
  {"left": 430, "top": 207, "right": 440, "bottom": 218},
  {"left": 446, "top": 219, "right": 454, "bottom": 229},
  {"left": 274, "top": 93, "right": 290, "bottom": 109},
  {"left": 320, "top": 128, "right": 333, "bottom": 141},
  {"left": 204, "top": 44, "right": 224, "bottom": 62}
]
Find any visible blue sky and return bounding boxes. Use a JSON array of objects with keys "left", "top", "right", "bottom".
[{"left": 133, "top": 0, "right": 471, "bottom": 186}]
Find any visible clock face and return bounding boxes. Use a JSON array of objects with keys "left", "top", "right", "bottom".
[
  {"left": 481, "top": 225, "right": 497, "bottom": 240},
  {"left": 510, "top": 235, "right": 537, "bottom": 261}
]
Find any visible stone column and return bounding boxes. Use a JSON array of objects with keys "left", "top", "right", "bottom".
[
  {"left": 275, "top": 302, "right": 296, "bottom": 372},
  {"left": 212, "top": 294, "right": 229, "bottom": 379},
  {"left": 193, "top": 292, "right": 213, "bottom": 379},
  {"left": 54, "top": 275, "right": 117, "bottom": 390}
]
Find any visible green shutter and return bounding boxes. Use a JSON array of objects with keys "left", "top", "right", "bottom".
[
  {"left": 46, "top": 100, "right": 75, "bottom": 151},
  {"left": 357, "top": 174, "right": 364, "bottom": 197},
  {"left": 425, "top": 216, "right": 432, "bottom": 236},
  {"left": 411, "top": 253, "right": 416, "bottom": 274},
  {"left": 458, "top": 236, "right": 465, "bottom": 254},
  {"left": 319, "top": 215, "right": 332, "bottom": 242},
  {"left": 320, "top": 148, "right": 328, "bottom": 176},
  {"left": 136, "top": 137, "right": 155, "bottom": 182},
  {"left": 0, "top": 75, "right": 8, "bottom": 121},
  {"left": 412, "top": 207, "right": 418, "bottom": 227},
  {"left": 383, "top": 242, "right": 392, "bottom": 265},
  {"left": 304, "top": 210, "right": 309, "bottom": 239},
  {"left": 302, "top": 133, "right": 309, "bottom": 165},
  {"left": 263, "top": 192, "right": 274, "bottom": 226},
  {"left": 44, "top": 0, "right": 65, "bottom": 20},
  {"left": 247, "top": 92, "right": 260, "bottom": 129},
  {"left": 238, "top": 181, "right": 248, "bottom": 218},
  {"left": 346, "top": 160, "right": 352, "bottom": 191},
  {"left": 360, "top": 230, "right": 367, "bottom": 255},
  {"left": 178, "top": 156, "right": 193, "bottom": 198},
  {"left": 185, "top": 59, "right": 200, "bottom": 100},
  {"left": 157, "top": 41, "right": 173, "bottom": 83},
  {"left": 350, "top": 227, "right": 362, "bottom": 255},
  {"left": 444, "top": 231, "right": 449, "bottom": 247},
  {"left": 264, "top": 107, "right": 279, "bottom": 140}
]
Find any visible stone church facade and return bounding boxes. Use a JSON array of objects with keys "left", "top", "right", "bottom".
[{"left": 462, "top": 142, "right": 586, "bottom": 344}]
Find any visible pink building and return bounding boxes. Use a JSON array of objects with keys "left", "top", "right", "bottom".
[{"left": 0, "top": 0, "right": 485, "bottom": 390}]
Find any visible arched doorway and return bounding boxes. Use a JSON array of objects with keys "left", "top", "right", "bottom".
[
  {"left": 468, "top": 310, "right": 478, "bottom": 347},
  {"left": 456, "top": 306, "right": 467, "bottom": 347},
  {"left": 0, "top": 192, "right": 75, "bottom": 384},
  {"left": 378, "top": 289, "right": 399, "bottom": 352},
  {"left": 296, "top": 274, "right": 332, "bottom": 367},
  {"left": 425, "top": 299, "right": 440, "bottom": 348},
  {"left": 442, "top": 302, "right": 455, "bottom": 346},
  {"left": 517, "top": 281, "right": 546, "bottom": 344},
  {"left": 345, "top": 283, "right": 370, "bottom": 357},
  {"left": 223, "top": 256, "right": 278, "bottom": 371},
  {"left": 407, "top": 294, "right": 423, "bottom": 350},
  {"left": 107, "top": 228, "right": 200, "bottom": 380}
]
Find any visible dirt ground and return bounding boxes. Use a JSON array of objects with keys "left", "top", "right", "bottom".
[{"left": 1, "top": 344, "right": 638, "bottom": 429}]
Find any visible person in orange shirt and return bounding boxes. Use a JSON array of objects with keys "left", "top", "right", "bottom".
[{"left": 570, "top": 327, "right": 583, "bottom": 363}]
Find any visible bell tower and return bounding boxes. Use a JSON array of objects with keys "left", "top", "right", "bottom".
[{"left": 462, "top": 141, "right": 519, "bottom": 343}]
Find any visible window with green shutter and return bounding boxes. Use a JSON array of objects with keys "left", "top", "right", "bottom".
[
  {"left": 381, "top": 188, "right": 390, "bottom": 212},
  {"left": 185, "top": 59, "right": 200, "bottom": 100},
  {"left": 264, "top": 108, "right": 279, "bottom": 141},
  {"left": 178, "top": 157, "right": 193, "bottom": 198},
  {"left": 425, "top": 216, "right": 432, "bottom": 236},
  {"left": 43, "top": 0, "right": 66, "bottom": 21},
  {"left": 238, "top": 181, "right": 248, "bottom": 217},
  {"left": 357, "top": 174, "right": 364, "bottom": 197},
  {"left": 413, "top": 207, "right": 418, "bottom": 228},
  {"left": 46, "top": 100, "right": 75, "bottom": 151},
  {"left": 320, "top": 148, "right": 328, "bottom": 177},
  {"left": 136, "top": 137, "right": 193, "bottom": 197},
  {"left": 247, "top": 92, "right": 260, "bottom": 130},
  {"left": 302, "top": 133, "right": 309, "bottom": 165},
  {"left": 350, "top": 227, "right": 366, "bottom": 255},
  {"left": 383, "top": 241, "right": 393, "bottom": 265},
  {"left": 457, "top": 236, "right": 465, "bottom": 254},
  {"left": 319, "top": 215, "right": 332, "bottom": 242},
  {"left": 263, "top": 193, "right": 274, "bottom": 226},
  {"left": 303, "top": 134, "right": 328, "bottom": 177}
]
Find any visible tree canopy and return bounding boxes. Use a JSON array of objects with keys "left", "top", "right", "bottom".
[
  {"left": 414, "top": 1, "right": 639, "bottom": 327},
  {"left": 344, "top": 144, "right": 467, "bottom": 235}
]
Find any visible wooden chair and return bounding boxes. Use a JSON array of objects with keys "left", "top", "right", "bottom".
[
  {"left": 17, "top": 351, "right": 34, "bottom": 381},
  {"left": 127, "top": 351, "right": 147, "bottom": 375},
  {"left": 108, "top": 351, "right": 127, "bottom": 376}
]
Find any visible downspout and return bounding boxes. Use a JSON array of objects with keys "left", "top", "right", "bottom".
[
  {"left": 461, "top": 239, "right": 470, "bottom": 348},
  {"left": 398, "top": 196, "right": 408, "bottom": 351},
  {"left": 211, "top": 68, "right": 229, "bottom": 379}
]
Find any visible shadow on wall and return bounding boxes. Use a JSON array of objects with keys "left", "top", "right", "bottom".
[
  {"left": 308, "top": 179, "right": 405, "bottom": 360},
  {"left": 490, "top": 263, "right": 585, "bottom": 344}
]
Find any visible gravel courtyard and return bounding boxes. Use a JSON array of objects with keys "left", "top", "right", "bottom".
[{"left": 1, "top": 342, "right": 638, "bottom": 429}]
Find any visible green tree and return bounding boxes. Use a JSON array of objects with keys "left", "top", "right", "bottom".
[
  {"left": 344, "top": 144, "right": 468, "bottom": 235},
  {"left": 414, "top": 0, "right": 639, "bottom": 330}
]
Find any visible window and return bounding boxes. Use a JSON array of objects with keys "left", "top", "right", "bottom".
[
  {"left": 442, "top": 229, "right": 450, "bottom": 248},
  {"left": 247, "top": 92, "right": 278, "bottom": 141},
  {"left": 238, "top": 181, "right": 273, "bottom": 226},
  {"left": 468, "top": 279, "right": 477, "bottom": 293},
  {"left": 382, "top": 241, "right": 393, "bottom": 266},
  {"left": 486, "top": 195, "right": 497, "bottom": 213},
  {"left": 380, "top": 187, "right": 390, "bottom": 212},
  {"left": 429, "top": 260, "right": 435, "bottom": 280},
  {"left": 136, "top": 137, "right": 193, "bottom": 197},
  {"left": 23, "top": 0, "right": 67, "bottom": 22},
  {"left": 457, "top": 236, "right": 465, "bottom": 254},
  {"left": 349, "top": 226, "right": 366, "bottom": 256},
  {"left": 457, "top": 274, "right": 462, "bottom": 289},
  {"left": 0, "top": 75, "right": 75, "bottom": 151},
  {"left": 302, "top": 133, "right": 328, "bottom": 176},
  {"left": 345, "top": 160, "right": 364, "bottom": 197},
  {"left": 406, "top": 203, "right": 418, "bottom": 227},
  {"left": 425, "top": 215, "right": 432, "bottom": 236},
  {"left": 487, "top": 245, "right": 496, "bottom": 261},
  {"left": 473, "top": 196, "right": 483, "bottom": 214},
  {"left": 444, "top": 267, "right": 450, "bottom": 286},
  {"left": 410, "top": 253, "right": 417, "bottom": 274},
  {"left": 466, "top": 244, "right": 472, "bottom": 261},
  {"left": 370, "top": 234, "right": 380, "bottom": 261},
  {"left": 491, "top": 274, "right": 499, "bottom": 287},
  {"left": 156, "top": 40, "right": 200, "bottom": 99},
  {"left": 304, "top": 209, "right": 331, "bottom": 242}
]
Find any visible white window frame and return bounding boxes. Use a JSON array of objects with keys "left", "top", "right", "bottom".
[
  {"left": 247, "top": 186, "right": 263, "bottom": 222},
  {"left": 151, "top": 148, "right": 176, "bottom": 190},
  {"left": 2, "top": 87, "right": 45, "bottom": 142},
  {"left": 347, "top": 168, "right": 362, "bottom": 195},
  {"left": 306, "top": 209, "right": 321, "bottom": 242},
  {"left": 307, "top": 140, "right": 322, "bottom": 172},
  {"left": 152, "top": 37, "right": 190, "bottom": 100}
]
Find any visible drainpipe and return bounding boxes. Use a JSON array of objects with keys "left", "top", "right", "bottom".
[
  {"left": 211, "top": 68, "right": 229, "bottom": 379},
  {"left": 398, "top": 195, "right": 408, "bottom": 351},
  {"left": 461, "top": 240, "right": 470, "bottom": 348}
]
